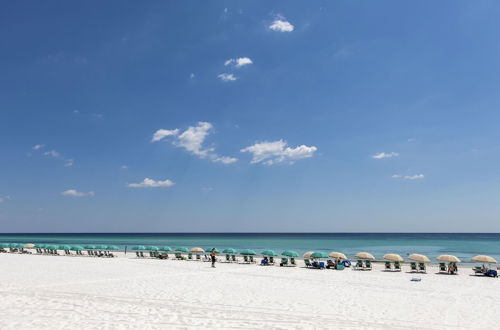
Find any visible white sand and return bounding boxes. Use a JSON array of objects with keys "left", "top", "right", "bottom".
[{"left": 0, "top": 252, "right": 499, "bottom": 330}]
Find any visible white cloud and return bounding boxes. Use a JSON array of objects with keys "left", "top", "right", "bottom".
[
  {"left": 190, "top": 73, "right": 195, "bottom": 79},
  {"left": 269, "top": 18, "right": 294, "bottom": 32},
  {"left": 152, "top": 122, "right": 237, "bottom": 164},
  {"left": 61, "top": 189, "right": 95, "bottom": 197},
  {"left": 127, "top": 178, "right": 175, "bottom": 188},
  {"left": 392, "top": 174, "right": 425, "bottom": 180},
  {"left": 43, "top": 150, "right": 60, "bottom": 158},
  {"left": 218, "top": 73, "right": 237, "bottom": 82},
  {"left": 224, "top": 57, "right": 253, "bottom": 68},
  {"left": 241, "top": 140, "right": 317, "bottom": 165},
  {"left": 372, "top": 152, "right": 399, "bottom": 159},
  {"left": 32, "top": 144, "right": 45, "bottom": 150},
  {"left": 64, "top": 159, "right": 74, "bottom": 167},
  {"left": 120, "top": 165, "right": 128, "bottom": 169},
  {"left": 0, "top": 195, "right": 11, "bottom": 203},
  {"left": 151, "top": 129, "right": 179, "bottom": 142}
]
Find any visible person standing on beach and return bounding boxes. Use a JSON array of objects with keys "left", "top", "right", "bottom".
[{"left": 210, "top": 248, "right": 216, "bottom": 268}]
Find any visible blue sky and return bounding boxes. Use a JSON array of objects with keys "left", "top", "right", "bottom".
[{"left": 1, "top": 1, "right": 500, "bottom": 232}]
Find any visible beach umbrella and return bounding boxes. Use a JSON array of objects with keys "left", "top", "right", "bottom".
[
  {"left": 46, "top": 245, "right": 58, "bottom": 250},
  {"left": 132, "top": 245, "right": 146, "bottom": 251},
  {"left": 303, "top": 251, "right": 314, "bottom": 259},
  {"left": 205, "top": 248, "right": 219, "bottom": 253},
  {"left": 329, "top": 252, "right": 347, "bottom": 259},
  {"left": 408, "top": 254, "right": 431, "bottom": 263},
  {"left": 222, "top": 248, "right": 237, "bottom": 254},
  {"left": 261, "top": 250, "right": 278, "bottom": 256},
  {"left": 84, "top": 245, "right": 96, "bottom": 250},
  {"left": 383, "top": 254, "right": 404, "bottom": 262},
  {"left": 175, "top": 247, "right": 189, "bottom": 252},
  {"left": 9, "top": 243, "right": 21, "bottom": 248},
  {"left": 311, "top": 251, "right": 329, "bottom": 259},
  {"left": 107, "top": 245, "right": 119, "bottom": 251},
  {"left": 35, "top": 244, "right": 46, "bottom": 248},
  {"left": 95, "top": 245, "right": 108, "bottom": 250},
  {"left": 146, "top": 246, "right": 159, "bottom": 251},
  {"left": 282, "top": 250, "right": 299, "bottom": 257},
  {"left": 239, "top": 249, "right": 256, "bottom": 256},
  {"left": 59, "top": 245, "right": 72, "bottom": 250},
  {"left": 437, "top": 255, "right": 461, "bottom": 263},
  {"left": 70, "top": 245, "right": 84, "bottom": 251},
  {"left": 0, "top": 243, "right": 10, "bottom": 248},
  {"left": 25, "top": 243, "right": 35, "bottom": 248},
  {"left": 159, "top": 246, "right": 172, "bottom": 252},
  {"left": 190, "top": 247, "right": 204, "bottom": 253},
  {"left": 355, "top": 252, "right": 375, "bottom": 260},
  {"left": 471, "top": 255, "right": 497, "bottom": 264}
]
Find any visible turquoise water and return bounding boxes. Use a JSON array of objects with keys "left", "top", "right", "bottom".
[{"left": 1, "top": 233, "right": 499, "bottom": 263}]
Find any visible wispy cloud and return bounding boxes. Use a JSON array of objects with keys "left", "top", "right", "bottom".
[
  {"left": 32, "top": 144, "right": 45, "bottom": 150},
  {"left": 40, "top": 148, "right": 74, "bottom": 167},
  {"left": 152, "top": 122, "right": 237, "bottom": 164},
  {"left": 241, "top": 140, "right": 317, "bottom": 165},
  {"left": 43, "top": 150, "right": 61, "bottom": 158},
  {"left": 218, "top": 73, "right": 237, "bottom": 82},
  {"left": 120, "top": 165, "right": 128, "bottom": 169},
  {"left": 224, "top": 57, "right": 253, "bottom": 68},
  {"left": 61, "top": 189, "right": 95, "bottom": 197},
  {"left": 0, "top": 195, "right": 11, "bottom": 203},
  {"left": 372, "top": 152, "right": 399, "bottom": 159},
  {"left": 269, "top": 16, "right": 294, "bottom": 32},
  {"left": 127, "top": 178, "right": 175, "bottom": 188},
  {"left": 392, "top": 174, "right": 425, "bottom": 180}
]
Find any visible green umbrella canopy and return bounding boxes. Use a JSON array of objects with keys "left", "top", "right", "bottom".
[
  {"left": 46, "top": 245, "right": 58, "bottom": 250},
  {"left": 9, "top": 243, "right": 21, "bottom": 248},
  {"left": 95, "top": 245, "right": 108, "bottom": 250},
  {"left": 159, "top": 246, "right": 172, "bottom": 252},
  {"left": 35, "top": 244, "right": 46, "bottom": 248},
  {"left": 239, "top": 249, "right": 257, "bottom": 256},
  {"left": 205, "top": 248, "right": 219, "bottom": 253},
  {"left": 146, "top": 246, "right": 159, "bottom": 251},
  {"left": 175, "top": 247, "right": 189, "bottom": 252},
  {"left": 107, "top": 245, "right": 119, "bottom": 251},
  {"left": 311, "top": 251, "right": 329, "bottom": 259},
  {"left": 222, "top": 248, "right": 237, "bottom": 254},
  {"left": 132, "top": 245, "right": 146, "bottom": 251},
  {"left": 261, "top": 250, "right": 278, "bottom": 256},
  {"left": 0, "top": 243, "right": 10, "bottom": 248},
  {"left": 59, "top": 245, "right": 72, "bottom": 250},
  {"left": 71, "top": 245, "right": 84, "bottom": 251},
  {"left": 84, "top": 245, "right": 96, "bottom": 250},
  {"left": 282, "top": 250, "right": 299, "bottom": 257}
]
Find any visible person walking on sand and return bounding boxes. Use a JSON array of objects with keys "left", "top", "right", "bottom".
[{"left": 210, "top": 248, "right": 216, "bottom": 268}]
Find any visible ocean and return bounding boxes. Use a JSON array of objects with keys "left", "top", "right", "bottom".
[{"left": 1, "top": 233, "right": 499, "bottom": 263}]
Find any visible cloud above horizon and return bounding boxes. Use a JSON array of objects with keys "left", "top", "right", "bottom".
[
  {"left": 224, "top": 57, "right": 253, "bottom": 68},
  {"left": 127, "top": 178, "right": 175, "bottom": 188},
  {"left": 61, "top": 189, "right": 95, "bottom": 197},
  {"left": 372, "top": 152, "right": 399, "bottom": 159},
  {"left": 241, "top": 140, "right": 317, "bottom": 165},
  {"left": 151, "top": 122, "right": 237, "bottom": 164},
  {"left": 392, "top": 174, "right": 425, "bottom": 180},
  {"left": 269, "top": 17, "right": 294, "bottom": 32},
  {"left": 33, "top": 145, "right": 74, "bottom": 167},
  {"left": 0, "top": 195, "right": 11, "bottom": 203},
  {"left": 218, "top": 73, "right": 237, "bottom": 82}
]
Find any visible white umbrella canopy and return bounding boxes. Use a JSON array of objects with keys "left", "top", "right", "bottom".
[
  {"left": 303, "top": 251, "right": 314, "bottom": 259},
  {"left": 355, "top": 252, "right": 375, "bottom": 260},
  {"left": 408, "top": 254, "right": 431, "bottom": 263},
  {"left": 471, "top": 255, "right": 497, "bottom": 264},
  {"left": 24, "top": 243, "right": 35, "bottom": 248},
  {"left": 190, "top": 247, "right": 204, "bottom": 253},
  {"left": 383, "top": 254, "right": 404, "bottom": 262},
  {"left": 329, "top": 252, "right": 347, "bottom": 259},
  {"left": 437, "top": 255, "right": 461, "bottom": 263}
]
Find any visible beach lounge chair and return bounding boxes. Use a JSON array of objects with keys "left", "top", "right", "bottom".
[
  {"left": 394, "top": 261, "right": 401, "bottom": 272},
  {"left": 225, "top": 254, "right": 230, "bottom": 262},
  {"left": 290, "top": 258, "right": 297, "bottom": 266},
  {"left": 353, "top": 260, "right": 363, "bottom": 270},
  {"left": 418, "top": 263, "right": 426, "bottom": 273},
  {"left": 260, "top": 257, "right": 269, "bottom": 266},
  {"left": 188, "top": 253, "right": 193, "bottom": 260},
  {"left": 280, "top": 257, "right": 288, "bottom": 266},
  {"left": 385, "top": 261, "right": 392, "bottom": 271},
  {"left": 326, "top": 260, "right": 335, "bottom": 269},
  {"left": 135, "top": 251, "right": 140, "bottom": 257},
  {"left": 250, "top": 256, "right": 255, "bottom": 263},
  {"left": 269, "top": 257, "right": 275, "bottom": 265},
  {"left": 196, "top": 254, "right": 201, "bottom": 261},
  {"left": 231, "top": 255, "right": 237, "bottom": 262},
  {"left": 365, "top": 260, "right": 372, "bottom": 271},
  {"left": 243, "top": 255, "right": 249, "bottom": 263},
  {"left": 319, "top": 261, "right": 326, "bottom": 269},
  {"left": 410, "top": 262, "right": 417, "bottom": 272},
  {"left": 438, "top": 262, "right": 447, "bottom": 272},
  {"left": 304, "top": 259, "right": 312, "bottom": 267},
  {"left": 473, "top": 266, "right": 485, "bottom": 275},
  {"left": 140, "top": 252, "right": 144, "bottom": 258}
]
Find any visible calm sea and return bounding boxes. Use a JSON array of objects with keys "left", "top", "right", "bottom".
[{"left": 0, "top": 233, "right": 499, "bottom": 263}]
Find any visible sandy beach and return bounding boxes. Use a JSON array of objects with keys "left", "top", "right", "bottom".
[{"left": 0, "top": 252, "right": 498, "bottom": 330}]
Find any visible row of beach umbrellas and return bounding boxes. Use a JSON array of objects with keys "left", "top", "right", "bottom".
[{"left": 2, "top": 243, "right": 497, "bottom": 264}]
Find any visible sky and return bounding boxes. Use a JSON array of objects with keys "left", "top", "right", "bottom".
[{"left": 1, "top": 0, "right": 500, "bottom": 232}]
